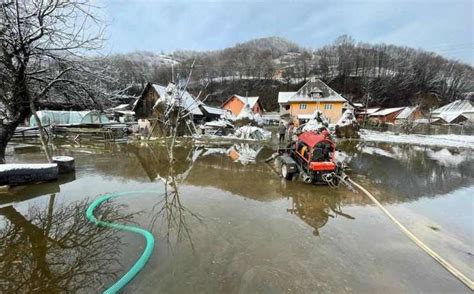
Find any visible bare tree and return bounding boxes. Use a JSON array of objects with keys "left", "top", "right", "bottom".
[{"left": 0, "top": 0, "right": 105, "bottom": 163}]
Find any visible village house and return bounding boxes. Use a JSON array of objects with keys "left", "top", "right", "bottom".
[
  {"left": 221, "top": 94, "right": 263, "bottom": 117},
  {"left": 134, "top": 82, "right": 224, "bottom": 122},
  {"left": 278, "top": 78, "right": 348, "bottom": 123},
  {"left": 368, "top": 107, "right": 405, "bottom": 124},
  {"left": 430, "top": 99, "right": 474, "bottom": 124}
]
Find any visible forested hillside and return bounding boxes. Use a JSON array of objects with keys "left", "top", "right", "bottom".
[{"left": 93, "top": 36, "right": 474, "bottom": 111}]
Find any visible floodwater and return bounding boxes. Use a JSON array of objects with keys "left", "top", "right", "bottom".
[{"left": 1, "top": 138, "right": 473, "bottom": 293}]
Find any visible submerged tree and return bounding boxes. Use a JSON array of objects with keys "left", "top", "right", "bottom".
[{"left": 0, "top": 0, "right": 110, "bottom": 163}]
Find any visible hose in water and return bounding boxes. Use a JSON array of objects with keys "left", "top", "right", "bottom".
[
  {"left": 86, "top": 191, "right": 156, "bottom": 294},
  {"left": 347, "top": 178, "right": 474, "bottom": 291}
]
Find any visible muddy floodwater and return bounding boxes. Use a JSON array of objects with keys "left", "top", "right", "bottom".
[{"left": 1, "top": 138, "right": 473, "bottom": 293}]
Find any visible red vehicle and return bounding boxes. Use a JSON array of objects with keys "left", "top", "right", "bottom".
[{"left": 275, "top": 130, "right": 343, "bottom": 185}]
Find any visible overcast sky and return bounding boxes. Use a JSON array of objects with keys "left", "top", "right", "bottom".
[{"left": 99, "top": 0, "right": 474, "bottom": 64}]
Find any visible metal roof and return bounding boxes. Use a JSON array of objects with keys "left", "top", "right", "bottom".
[{"left": 431, "top": 100, "right": 474, "bottom": 123}]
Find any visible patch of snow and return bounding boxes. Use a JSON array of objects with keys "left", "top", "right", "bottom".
[
  {"left": 302, "top": 110, "right": 329, "bottom": 132},
  {"left": 362, "top": 146, "right": 398, "bottom": 159},
  {"left": 202, "top": 148, "right": 228, "bottom": 156},
  {"left": 227, "top": 144, "right": 263, "bottom": 165},
  {"left": 335, "top": 150, "right": 351, "bottom": 164},
  {"left": 425, "top": 148, "right": 469, "bottom": 166},
  {"left": 236, "top": 104, "right": 255, "bottom": 120},
  {"left": 360, "top": 129, "right": 474, "bottom": 149},
  {"left": 234, "top": 126, "right": 271, "bottom": 140},
  {"left": 52, "top": 156, "right": 74, "bottom": 162},
  {"left": 204, "top": 119, "right": 233, "bottom": 128},
  {"left": 0, "top": 163, "right": 58, "bottom": 172},
  {"left": 336, "top": 109, "right": 357, "bottom": 127}
]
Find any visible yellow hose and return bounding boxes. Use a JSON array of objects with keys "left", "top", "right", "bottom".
[{"left": 347, "top": 178, "right": 474, "bottom": 291}]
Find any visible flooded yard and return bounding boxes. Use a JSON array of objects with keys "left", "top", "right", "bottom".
[{"left": 1, "top": 138, "right": 473, "bottom": 293}]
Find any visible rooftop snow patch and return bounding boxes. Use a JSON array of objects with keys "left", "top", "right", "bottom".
[
  {"left": 151, "top": 84, "right": 203, "bottom": 115},
  {"left": 359, "top": 108, "right": 381, "bottom": 115},
  {"left": 288, "top": 78, "right": 346, "bottom": 103},
  {"left": 278, "top": 92, "right": 296, "bottom": 104},
  {"left": 370, "top": 107, "right": 405, "bottom": 116},
  {"left": 233, "top": 95, "right": 260, "bottom": 109},
  {"left": 431, "top": 99, "right": 474, "bottom": 123},
  {"left": 396, "top": 106, "right": 418, "bottom": 120}
]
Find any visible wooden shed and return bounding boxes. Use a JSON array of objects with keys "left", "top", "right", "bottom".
[{"left": 369, "top": 107, "right": 405, "bottom": 124}]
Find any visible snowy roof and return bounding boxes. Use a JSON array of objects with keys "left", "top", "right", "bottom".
[
  {"left": 288, "top": 78, "right": 347, "bottom": 103},
  {"left": 432, "top": 100, "right": 474, "bottom": 114},
  {"left": 297, "top": 114, "right": 314, "bottom": 119},
  {"left": 396, "top": 106, "right": 418, "bottom": 119},
  {"left": 370, "top": 107, "right": 405, "bottom": 116},
  {"left": 232, "top": 95, "right": 260, "bottom": 109},
  {"left": 353, "top": 103, "right": 364, "bottom": 108},
  {"left": 113, "top": 104, "right": 130, "bottom": 110},
  {"left": 431, "top": 100, "right": 474, "bottom": 123},
  {"left": 359, "top": 108, "right": 381, "bottom": 115},
  {"left": 278, "top": 92, "right": 296, "bottom": 104},
  {"left": 202, "top": 105, "right": 226, "bottom": 115},
  {"left": 152, "top": 84, "right": 203, "bottom": 115}
]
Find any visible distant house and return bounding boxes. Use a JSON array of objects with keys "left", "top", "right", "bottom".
[
  {"left": 278, "top": 78, "right": 348, "bottom": 123},
  {"left": 133, "top": 82, "right": 225, "bottom": 122},
  {"left": 278, "top": 92, "right": 296, "bottom": 115},
  {"left": 431, "top": 99, "right": 474, "bottom": 124},
  {"left": 221, "top": 94, "right": 263, "bottom": 116},
  {"left": 369, "top": 107, "right": 405, "bottom": 124},
  {"left": 394, "top": 106, "right": 424, "bottom": 124},
  {"left": 356, "top": 107, "right": 380, "bottom": 122}
]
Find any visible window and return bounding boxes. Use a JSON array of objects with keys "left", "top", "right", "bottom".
[
  {"left": 324, "top": 104, "right": 332, "bottom": 110},
  {"left": 299, "top": 104, "right": 307, "bottom": 110}
]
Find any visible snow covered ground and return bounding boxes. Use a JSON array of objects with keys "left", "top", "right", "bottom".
[{"left": 360, "top": 130, "right": 474, "bottom": 149}]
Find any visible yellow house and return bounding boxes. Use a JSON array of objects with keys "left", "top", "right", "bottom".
[{"left": 278, "top": 78, "right": 348, "bottom": 123}]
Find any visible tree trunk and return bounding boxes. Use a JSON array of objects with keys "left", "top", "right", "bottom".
[
  {"left": 0, "top": 121, "right": 21, "bottom": 164},
  {"left": 30, "top": 100, "right": 52, "bottom": 163}
]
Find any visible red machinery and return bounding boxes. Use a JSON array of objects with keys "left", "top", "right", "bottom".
[{"left": 275, "top": 130, "right": 342, "bottom": 185}]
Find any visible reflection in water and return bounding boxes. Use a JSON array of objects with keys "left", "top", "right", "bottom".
[
  {"left": 132, "top": 143, "right": 202, "bottom": 249},
  {"left": 227, "top": 143, "right": 263, "bottom": 165},
  {"left": 0, "top": 196, "right": 134, "bottom": 293},
  {"left": 288, "top": 192, "right": 355, "bottom": 236},
  {"left": 338, "top": 140, "right": 474, "bottom": 202}
]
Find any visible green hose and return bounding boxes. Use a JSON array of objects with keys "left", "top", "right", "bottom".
[{"left": 86, "top": 191, "right": 156, "bottom": 294}]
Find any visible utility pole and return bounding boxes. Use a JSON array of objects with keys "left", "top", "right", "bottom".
[
  {"left": 365, "top": 92, "right": 370, "bottom": 126},
  {"left": 171, "top": 63, "right": 175, "bottom": 83}
]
